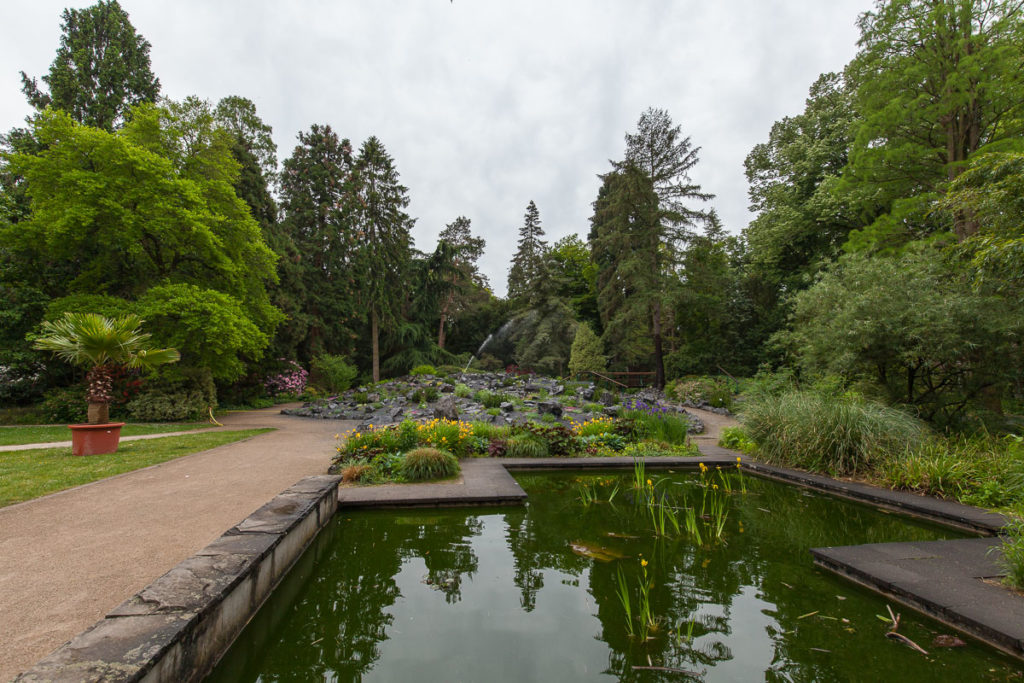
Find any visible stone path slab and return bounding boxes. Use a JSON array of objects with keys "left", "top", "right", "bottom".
[{"left": 812, "top": 538, "right": 1024, "bottom": 658}]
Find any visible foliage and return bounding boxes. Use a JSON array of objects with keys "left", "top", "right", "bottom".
[
  {"left": 20, "top": 0, "right": 160, "bottom": 131},
  {"left": 621, "top": 400, "right": 690, "bottom": 445},
  {"left": 410, "top": 365, "right": 438, "bottom": 376},
  {"left": 568, "top": 323, "right": 606, "bottom": 377},
  {"left": 507, "top": 200, "right": 548, "bottom": 305},
  {"left": 432, "top": 216, "right": 487, "bottom": 349},
  {"left": 32, "top": 312, "right": 179, "bottom": 422},
  {"left": 38, "top": 386, "right": 88, "bottom": 423},
  {"left": 350, "top": 136, "right": 414, "bottom": 382},
  {"left": 718, "top": 426, "right": 757, "bottom": 455},
  {"left": 666, "top": 376, "right": 735, "bottom": 410},
  {"left": 523, "top": 423, "right": 577, "bottom": 456},
  {"left": 742, "top": 389, "right": 927, "bottom": 475},
  {"left": 843, "top": 0, "right": 1024, "bottom": 248},
  {"left": 776, "top": 250, "right": 1023, "bottom": 424},
  {"left": 504, "top": 433, "right": 549, "bottom": 458},
  {"left": 125, "top": 390, "right": 208, "bottom": 422},
  {"left": 453, "top": 383, "right": 473, "bottom": 398},
  {"left": 875, "top": 435, "right": 1024, "bottom": 509},
  {"left": 997, "top": 509, "right": 1024, "bottom": 590},
  {"left": 309, "top": 354, "right": 359, "bottom": 394},
  {"left": 401, "top": 447, "right": 459, "bottom": 482},
  {"left": 264, "top": 360, "right": 308, "bottom": 397},
  {"left": 341, "top": 463, "right": 372, "bottom": 484}
]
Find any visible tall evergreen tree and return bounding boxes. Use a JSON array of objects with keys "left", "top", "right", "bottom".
[
  {"left": 589, "top": 165, "right": 668, "bottom": 385},
  {"left": 352, "top": 136, "right": 415, "bottom": 382},
  {"left": 278, "top": 125, "right": 359, "bottom": 361},
  {"left": 21, "top": 0, "right": 160, "bottom": 131},
  {"left": 617, "top": 107, "right": 713, "bottom": 235},
  {"left": 434, "top": 216, "right": 486, "bottom": 349},
  {"left": 506, "top": 200, "right": 548, "bottom": 304}
]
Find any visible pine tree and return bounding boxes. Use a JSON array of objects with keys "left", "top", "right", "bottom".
[
  {"left": 21, "top": 0, "right": 160, "bottom": 131},
  {"left": 434, "top": 216, "right": 486, "bottom": 349},
  {"left": 507, "top": 200, "right": 548, "bottom": 304},
  {"left": 278, "top": 124, "right": 359, "bottom": 361},
  {"left": 352, "top": 136, "right": 415, "bottom": 382}
]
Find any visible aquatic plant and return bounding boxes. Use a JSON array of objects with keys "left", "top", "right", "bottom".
[
  {"left": 401, "top": 447, "right": 459, "bottom": 481},
  {"left": 996, "top": 507, "right": 1024, "bottom": 590}
]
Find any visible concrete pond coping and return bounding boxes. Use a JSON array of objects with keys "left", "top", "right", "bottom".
[{"left": 15, "top": 451, "right": 1023, "bottom": 680}]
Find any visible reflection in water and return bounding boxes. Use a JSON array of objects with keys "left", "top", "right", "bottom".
[{"left": 208, "top": 472, "right": 1022, "bottom": 682}]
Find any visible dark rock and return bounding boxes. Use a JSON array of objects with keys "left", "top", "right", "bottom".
[
  {"left": 366, "top": 393, "right": 380, "bottom": 402},
  {"left": 440, "top": 383, "right": 455, "bottom": 393},
  {"left": 538, "top": 401, "right": 563, "bottom": 418},
  {"left": 434, "top": 396, "right": 459, "bottom": 421},
  {"left": 500, "top": 401, "right": 514, "bottom": 413},
  {"left": 551, "top": 384, "right": 564, "bottom": 396},
  {"left": 602, "top": 405, "right": 620, "bottom": 417},
  {"left": 579, "top": 386, "right": 594, "bottom": 401}
]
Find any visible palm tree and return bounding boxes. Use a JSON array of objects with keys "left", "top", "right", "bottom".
[{"left": 33, "top": 313, "right": 180, "bottom": 424}]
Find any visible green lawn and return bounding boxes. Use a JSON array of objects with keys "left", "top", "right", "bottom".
[
  {"left": 0, "top": 428, "right": 273, "bottom": 507},
  {"left": 0, "top": 422, "right": 213, "bottom": 446}
]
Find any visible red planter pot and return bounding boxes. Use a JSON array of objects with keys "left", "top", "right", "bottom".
[{"left": 68, "top": 422, "right": 126, "bottom": 456}]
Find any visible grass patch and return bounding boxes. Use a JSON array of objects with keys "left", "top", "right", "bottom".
[
  {"left": 0, "top": 428, "right": 273, "bottom": 507},
  {"left": 0, "top": 422, "right": 213, "bottom": 447}
]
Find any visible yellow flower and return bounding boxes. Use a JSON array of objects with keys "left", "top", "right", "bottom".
[
  {"left": 334, "top": 433, "right": 339, "bottom": 439},
  {"left": 736, "top": 456, "right": 741, "bottom": 462},
  {"left": 712, "top": 484, "right": 718, "bottom": 490},
  {"left": 640, "top": 559, "right": 648, "bottom": 567},
  {"left": 646, "top": 479, "right": 652, "bottom": 486}
]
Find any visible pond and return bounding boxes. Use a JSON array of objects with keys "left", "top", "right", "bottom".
[{"left": 208, "top": 469, "right": 1023, "bottom": 681}]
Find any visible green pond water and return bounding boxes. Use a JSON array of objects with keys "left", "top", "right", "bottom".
[{"left": 208, "top": 470, "right": 1023, "bottom": 682}]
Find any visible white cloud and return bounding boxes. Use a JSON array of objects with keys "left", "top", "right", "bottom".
[{"left": 1, "top": 0, "right": 869, "bottom": 295}]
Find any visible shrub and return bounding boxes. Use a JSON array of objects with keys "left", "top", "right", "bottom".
[
  {"left": 472, "top": 422, "right": 511, "bottom": 441},
  {"left": 568, "top": 323, "right": 607, "bottom": 376},
  {"left": 38, "top": 386, "right": 88, "bottom": 423},
  {"left": 310, "top": 354, "right": 358, "bottom": 393},
  {"left": 401, "top": 447, "right": 459, "bottom": 481},
  {"left": 265, "top": 360, "right": 308, "bottom": 397},
  {"left": 126, "top": 390, "right": 208, "bottom": 421},
  {"left": 718, "top": 426, "right": 757, "bottom": 455},
  {"left": 997, "top": 509, "right": 1024, "bottom": 590},
  {"left": 488, "top": 439, "right": 508, "bottom": 457},
  {"left": 504, "top": 433, "right": 549, "bottom": 458},
  {"left": 341, "top": 463, "right": 372, "bottom": 483},
  {"left": 454, "top": 383, "right": 473, "bottom": 398},
  {"left": 742, "top": 390, "right": 927, "bottom": 475},
  {"left": 410, "top": 364, "right": 438, "bottom": 376},
  {"left": 526, "top": 423, "right": 578, "bottom": 455},
  {"left": 410, "top": 386, "right": 440, "bottom": 404},
  {"left": 668, "top": 376, "right": 735, "bottom": 410}
]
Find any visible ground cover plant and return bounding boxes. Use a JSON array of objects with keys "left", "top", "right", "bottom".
[
  {"left": 0, "top": 422, "right": 211, "bottom": 447},
  {"left": 330, "top": 411, "right": 698, "bottom": 484},
  {"left": 0, "top": 428, "right": 272, "bottom": 507}
]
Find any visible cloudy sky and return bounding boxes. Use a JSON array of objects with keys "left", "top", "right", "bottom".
[{"left": 1, "top": 0, "right": 871, "bottom": 295}]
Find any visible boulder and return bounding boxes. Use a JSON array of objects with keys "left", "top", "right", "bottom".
[
  {"left": 434, "top": 395, "right": 459, "bottom": 421},
  {"left": 500, "top": 401, "right": 515, "bottom": 413},
  {"left": 602, "top": 405, "right": 620, "bottom": 417},
  {"left": 538, "top": 401, "right": 563, "bottom": 418}
]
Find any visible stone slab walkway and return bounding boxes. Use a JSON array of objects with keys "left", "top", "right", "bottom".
[
  {"left": 813, "top": 538, "right": 1024, "bottom": 658},
  {"left": 0, "top": 405, "right": 356, "bottom": 682}
]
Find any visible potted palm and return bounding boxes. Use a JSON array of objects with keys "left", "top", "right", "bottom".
[{"left": 33, "top": 313, "right": 180, "bottom": 455}]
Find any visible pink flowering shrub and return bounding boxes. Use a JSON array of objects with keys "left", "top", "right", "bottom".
[{"left": 265, "top": 359, "right": 308, "bottom": 396}]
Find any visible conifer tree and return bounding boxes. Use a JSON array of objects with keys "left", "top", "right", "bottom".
[
  {"left": 568, "top": 323, "right": 606, "bottom": 377},
  {"left": 21, "top": 0, "right": 160, "bottom": 131},
  {"left": 434, "top": 216, "right": 486, "bottom": 349},
  {"left": 507, "top": 200, "right": 548, "bottom": 305},
  {"left": 352, "top": 136, "right": 415, "bottom": 382},
  {"left": 278, "top": 125, "right": 359, "bottom": 361}
]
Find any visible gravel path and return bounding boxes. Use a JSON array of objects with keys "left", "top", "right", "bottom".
[{"left": 0, "top": 406, "right": 355, "bottom": 682}]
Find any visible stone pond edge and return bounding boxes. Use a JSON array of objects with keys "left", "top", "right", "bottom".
[{"left": 15, "top": 450, "right": 1021, "bottom": 680}]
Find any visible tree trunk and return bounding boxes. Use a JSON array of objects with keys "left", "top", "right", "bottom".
[
  {"left": 87, "top": 402, "right": 110, "bottom": 424},
  {"left": 371, "top": 307, "right": 380, "bottom": 383},
  {"left": 437, "top": 288, "right": 456, "bottom": 349},
  {"left": 652, "top": 300, "right": 666, "bottom": 389}
]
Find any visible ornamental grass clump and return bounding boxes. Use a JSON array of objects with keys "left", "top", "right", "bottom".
[
  {"left": 401, "top": 447, "right": 459, "bottom": 482},
  {"left": 997, "top": 510, "right": 1024, "bottom": 590},
  {"left": 504, "top": 433, "right": 549, "bottom": 458},
  {"left": 742, "top": 390, "right": 926, "bottom": 475},
  {"left": 622, "top": 399, "right": 689, "bottom": 445}
]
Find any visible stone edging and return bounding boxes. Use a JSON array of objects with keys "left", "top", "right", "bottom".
[{"left": 14, "top": 475, "right": 341, "bottom": 683}]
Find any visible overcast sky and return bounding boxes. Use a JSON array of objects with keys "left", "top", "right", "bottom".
[{"left": 1, "top": 1, "right": 871, "bottom": 295}]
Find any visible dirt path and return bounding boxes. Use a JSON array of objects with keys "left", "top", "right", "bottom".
[
  {"left": 0, "top": 406, "right": 355, "bottom": 682},
  {"left": 686, "top": 406, "right": 739, "bottom": 445}
]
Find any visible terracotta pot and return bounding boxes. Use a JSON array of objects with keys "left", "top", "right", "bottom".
[{"left": 68, "top": 422, "right": 126, "bottom": 456}]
